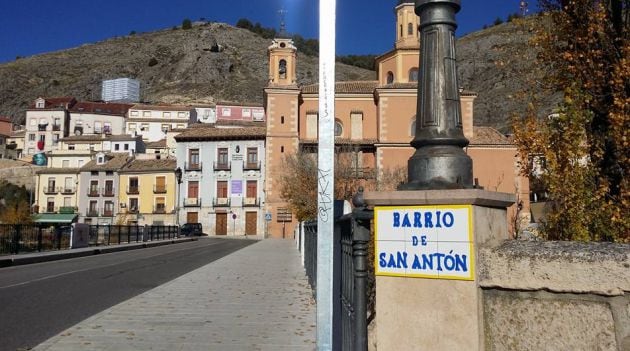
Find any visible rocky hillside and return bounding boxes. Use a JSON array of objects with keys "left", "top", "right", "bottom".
[
  {"left": 457, "top": 16, "right": 561, "bottom": 132},
  {"left": 0, "top": 17, "right": 560, "bottom": 132},
  {"left": 0, "top": 22, "right": 374, "bottom": 122}
]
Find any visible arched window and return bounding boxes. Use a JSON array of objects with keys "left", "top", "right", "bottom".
[
  {"left": 408, "top": 23, "right": 414, "bottom": 35},
  {"left": 386, "top": 71, "right": 394, "bottom": 84},
  {"left": 334, "top": 120, "right": 343, "bottom": 137},
  {"left": 409, "top": 67, "right": 419, "bottom": 82},
  {"left": 410, "top": 117, "right": 417, "bottom": 137},
  {"left": 279, "top": 59, "right": 287, "bottom": 78}
]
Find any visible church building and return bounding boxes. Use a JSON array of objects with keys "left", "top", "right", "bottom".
[{"left": 264, "top": 1, "right": 529, "bottom": 238}]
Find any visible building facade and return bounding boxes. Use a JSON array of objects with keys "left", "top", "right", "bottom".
[
  {"left": 101, "top": 78, "right": 140, "bottom": 103},
  {"left": 175, "top": 125, "right": 266, "bottom": 237},
  {"left": 127, "top": 104, "right": 195, "bottom": 142},
  {"left": 25, "top": 97, "right": 76, "bottom": 156},
  {"left": 77, "top": 153, "right": 131, "bottom": 224},
  {"left": 68, "top": 101, "right": 132, "bottom": 137},
  {"left": 263, "top": 1, "right": 529, "bottom": 238},
  {"left": 118, "top": 158, "right": 177, "bottom": 225}
]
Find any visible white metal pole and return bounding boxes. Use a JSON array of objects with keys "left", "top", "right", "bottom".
[{"left": 317, "top": 0, "right": 336, "bottom": 349}]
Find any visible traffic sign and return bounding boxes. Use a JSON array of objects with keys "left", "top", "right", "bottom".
[{"left": 265, "top": 213, "right": 272, "bottom": 221}]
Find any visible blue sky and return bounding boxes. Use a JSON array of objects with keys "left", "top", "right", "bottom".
[{"left": 0, "top": 0, "right": 534, "bottom": 63}]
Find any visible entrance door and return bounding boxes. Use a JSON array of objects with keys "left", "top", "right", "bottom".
[
  {"left": 245, "top": 212, "right": 257, "bottom": 236},
  {"left": 216, "top": 213, "right": 227, "bottom": 235},
  {"left": 186, "top": 212, "right": 198, "bottom": 223}
]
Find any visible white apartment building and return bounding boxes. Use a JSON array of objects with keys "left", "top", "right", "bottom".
[
  {"left": 101, "top": 78, "right": 140, "bottom": 103},
  {"left": 69, "top": 101, "right": 132, "bottom": 137},
  {"left": 174, "top": 125, "right": 266, "bottom": 238},
  {"left": 25, "top": 97, "right": 76, "bottom": 155},
  {"left": 127, "top": 104, "right": 196, "bottom": 142}
]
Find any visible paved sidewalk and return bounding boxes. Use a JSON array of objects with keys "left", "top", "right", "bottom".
[{"left": 34, "top": 239, "right": 316, "bottom": 351}]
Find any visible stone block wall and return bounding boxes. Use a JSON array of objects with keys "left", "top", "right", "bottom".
[{"left": 479, "top": 241, "right": 630, "bottom": 351}]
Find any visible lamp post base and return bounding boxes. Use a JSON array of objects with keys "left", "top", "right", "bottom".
[{"left": 400, "top": 145, "right": 473, "bottom": 190}]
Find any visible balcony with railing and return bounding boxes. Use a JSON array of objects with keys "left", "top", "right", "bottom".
[
  {"left": 153, "top": 185, "right": 167, "bottom": 194},
  {"left": 127, "top": 186, "right": 139, "bottom": 195},
  {"left": 52, "top": 124, "right": 61, "bottom": 131},
  {"left": 38, "top": 123, "right": 48, "bottom": 132},
  {"left": 102, "top": 208, "right": 114, "bottom": 217},
  {"left": 243, "top": 197, "right": 260, "bottom": 207},
  {"left": 85, "top": 208, "right": 100, "bottom": 217},
  {"left": 213, "top": 161, "right": 231, "bottom": 171},
  {"left": 153, "top": 204, "right": 167, "bottom": 214},
  {"left": 184, "top": 198, "right": 201, "bottom": 207},
  {"left": 44, "top": 206, "right": 57, "bottom": 213},
  {"left": 243, "top": 161, "right": 261, "bottom": 171},
  {"left": 87, "top": 187, "right": 100, "bottom": 197},
  {"left": 43, "top": 186, "right": 59, "bottom": 195},
  {"left": 184, "top": 162, "right": 202, "bottom": 172},
  {"left": 127, "top": 206, "right": 139, "bottom": 214},
  {"left": 213, "top": 198, "right": 231, "bottom": 207},
  {"left": 102, "top": 187, "right": 115, "bottom": 197}
]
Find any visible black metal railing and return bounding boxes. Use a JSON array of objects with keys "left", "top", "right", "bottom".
[
  {"left": 153, "top": 205, "right": 167, "bottom": 214},
  {"left": 127, "top": 186, "right": 139, "bottom": 194},
  {"left": 102, "top": 187, "right": 115, "bottom": 197},
  {"left": 87, "top": 187, "right": 100, "bottom": 197},
  {"left": 0, "top": 224, "right": 70, "bottom": 255},
  {"left": 184, "top": 198, "right": 201, "bottom": 207},
  {"left": 242, "top": 197, "right": 260, "bottom": 207},
  {"left": 61, "top": 187, "right": 76, "bottom": 195},
  {"left": 43, "top": 186, "right": 59, "bottom": 194},
  {"left": 213, "top": 198, "right": 230, "bottom": 207},
  {"left": 184, "top": 162, "right": 202, "bottom": 171},
  {"left": 213, "top": 161, "right": 231, "bottom": 171},
  {"left": 88, "top": 224, "right": 179, "bottom": 246},
  {"left": 302, "top": 197, "right": 372, "bottom": 350},
  {"left": 243, "top": 161, "right": 261, "bottom": 170},
  {"left": 153, "top": 185, "right": 167, "bottom": 194}
]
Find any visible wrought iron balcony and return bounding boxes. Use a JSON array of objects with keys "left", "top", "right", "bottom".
[
  {"left": 52, "top": 124, "right": 61, "bottom": 131},
  {"left": 184, "top": 162, "right": 202, "bottom": 172},
  {"left": 184, "top": 198, "right": 201, "bottom": 207},
  {"left": 213, "top": 197, "right": 231, "bottom": 207},
  {"left": 85, "top": 208, "right": 100, "bottom": 217},
  {"left": 87, "top": 188, "right": 100, "bottom": 197},
  {"left": 61, "top": 187, "right": 76, "bottom": 195},
  {"left": 44, "top": 206, "right": 57, "bottom": 213},
  {"left": 43, "top": 186, "right": 59, "bottom": 194},
  {"left": 37, "top": 124, "right": 48, "bottom": 131},
  {"left": 243, "top": 197, "right": 260, "bottom": 207},
  {"left": 153, "top": 205, "right": 167, "bottom": 214},
  {"left": 102, "top": 187, "right": 115, "bottom": 197},
  {"left": 243, "top": 161, "right": 261, "bottom": 171},
  {"left": 102, "top": 209, "right": 114, "bottom": 217},
  {"left": 213, "top": 161, "right": 231, "bottom": 171},
  {"left": 153, "top": 185, "right": 167, "bottom": 194},
  {"left": 127, "top": 186, "right": 139, "bottom": 195}
]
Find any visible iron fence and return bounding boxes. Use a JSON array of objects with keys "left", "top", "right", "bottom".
[
  {"left": 302, "top": 205, "right": 372, "bottom": 351},
  {"left": 0, "top": 224, "right": 71, "bottom": 255},
  {"left": 88, "top": 224, "right": 179, "bottom": 246}
]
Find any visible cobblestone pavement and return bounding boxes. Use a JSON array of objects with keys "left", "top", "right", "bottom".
[{"left": 34, "top": 239, "right": 316, "bottom": 351}]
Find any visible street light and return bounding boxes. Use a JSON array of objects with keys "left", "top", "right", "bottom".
[{"left": 174, "top": 167, "right": 182, "bottom": 229}]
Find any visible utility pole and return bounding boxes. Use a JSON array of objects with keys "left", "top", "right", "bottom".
[{"left": 317, "top": 0, "right": 336, "bottom": 349}]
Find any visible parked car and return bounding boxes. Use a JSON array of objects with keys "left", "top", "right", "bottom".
[{"left": 180, "top": 223, "right": 203, "bottom": 236}]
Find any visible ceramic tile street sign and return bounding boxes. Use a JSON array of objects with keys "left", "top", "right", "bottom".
[{"left": 374, "top": 205, "right": 474, "bottom": 281}]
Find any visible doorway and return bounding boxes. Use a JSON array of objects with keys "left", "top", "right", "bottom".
[
  {"left": 216, "top": 213, "right": 227, "bottom": 235},
  {"left": 245, "top": 212, "right": 257, "bottom": 236}
]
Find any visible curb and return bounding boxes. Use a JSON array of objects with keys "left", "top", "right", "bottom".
[{"left": 0, "top": 238, "right": 198, "bottom": 268}]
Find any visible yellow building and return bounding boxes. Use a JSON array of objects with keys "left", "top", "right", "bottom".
[{"left": 118, "top": 158, "right": 177, "bottom": 225}]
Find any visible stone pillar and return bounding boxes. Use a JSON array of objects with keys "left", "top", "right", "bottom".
[{"left": 365, "top": 189, "right": 514, "bottom": 351}]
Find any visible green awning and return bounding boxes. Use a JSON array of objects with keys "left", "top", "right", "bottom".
[{"left": 32, "top": 213, "right": 78, "bottom": 224}]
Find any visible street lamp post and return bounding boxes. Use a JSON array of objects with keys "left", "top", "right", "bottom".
[
  {"left": 400, "top": 0, "right": 473, "bottom": 190},
  {"left": 175, "top": 167, "right": 182, "bottom": 231}
]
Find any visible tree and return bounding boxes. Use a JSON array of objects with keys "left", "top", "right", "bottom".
[
  {"left": 279, "top": 147, "right": 375, "bottom": 221},
  {"left": 0, "top": 200, "right": 31, "bottom": 224},
  {"left": 182, "top": 18, "right": 192, "bottom": 30},
  {"left": 235, "top": 18, "right": 254, "bottom": 31},
  {"left": 512, "top": 0, "right": 629, "bottom": 241}
]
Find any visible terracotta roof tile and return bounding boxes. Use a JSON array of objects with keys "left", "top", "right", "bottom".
[
  {"left": 29, "top": 96, "right": 77, "bottom": 109},
  {"left": 61, "top": 135, "right": 140, "bottom": 143},
  {"left": 36, "top": 167, "right": 81, "bottom": 175},
  {"left": 302, "top": 81, "right": 379, "bottom": 94},
  {"left": 145, "top": 139, "right": 167, "bottom": 148},
  {"left": 120, "top": 158, "right": 176, "bottom": 173},
  {"left": 70, "top": 101, "right": 133, "bottom": 116},
  {"left": 81, "top": 153, "right": 132, "bottom": 172},
  {"left": 217, "top": 101, "right": 264, "bottom": 107},
  {"left": 469, "top": 127, "right": 513, "bottom": 146},
  {"left": 130, "top": 104, "right": 192, "bottom": 112},
  {"left": 175, "top": 125, "right": 266, "bottom": 142}
]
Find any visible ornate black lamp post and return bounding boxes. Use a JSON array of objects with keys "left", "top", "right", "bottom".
[
  {"left": 401, "top": 0, "right": 473, "bottom": 190},
  {"left": 174, "top": 167, "right": 182, "bottom": 228}
]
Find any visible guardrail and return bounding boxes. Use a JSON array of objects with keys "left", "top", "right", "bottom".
[
  {"left": 301, "top": 196, "right": 372, "bottom": 350},
  {"left": 0, "top": 225, "right": 70, "bottom": 255}
]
